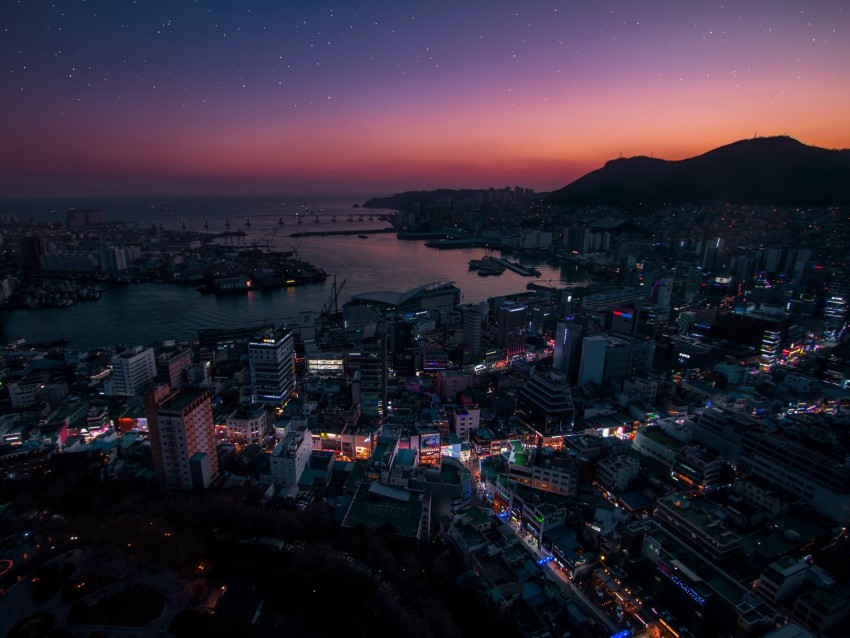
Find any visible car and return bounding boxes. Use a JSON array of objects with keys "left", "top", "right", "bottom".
[{"left": 616, "top": 606, "right": 624, "bottom": 621}]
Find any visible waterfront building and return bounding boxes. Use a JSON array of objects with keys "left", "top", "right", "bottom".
[
  {"left": 18, "top": 233, "right": 52, "bottom": 271},
  {"left": 146, "top": 387, "right": 219, "bottom": 491},
  {"left": 347, "top": 281, "right": 460, "bottom": 322},
  {"left": 109, "top": 347, "right": 156, "bottom": 397},
  {"left": 39, "top": 251, "right": 97, "bottom": 272},
  {"left": 248, "top": 328, "right": 295, "bottom": 405},
  {"left": 97, "top": 247, "right": 128, "bottom": 272}
]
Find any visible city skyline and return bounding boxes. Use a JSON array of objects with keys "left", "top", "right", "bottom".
[{"left": 2, "top": 0, "right": 849, "bottom": 198}]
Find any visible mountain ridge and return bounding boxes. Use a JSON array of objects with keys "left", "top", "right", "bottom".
[{"left": 548, "top": 136, "right": 850, "bottom": 205}]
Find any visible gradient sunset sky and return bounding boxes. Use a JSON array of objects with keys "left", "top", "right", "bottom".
[{"left": 2, "top": 0, "right": 849, "bottom": 198}]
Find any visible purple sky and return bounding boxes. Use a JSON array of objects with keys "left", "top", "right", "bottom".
[{"left": 2, "top": 0, "right": 849, "bottom": 197}]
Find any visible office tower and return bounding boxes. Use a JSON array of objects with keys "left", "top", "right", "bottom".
[
  {"left": 389, "top": 317, "right": 416, "bottom": 376},
  {"left": 552, "top": 320, "right": 583, "bottom": 384},
  {"left": 672, "top": 262, "right": 702, "bottom": 303},
  {"left": 515, "top": 370, "right": 575, "bottom": 440},
  {"left": 498, "top": 301, "right": 528, "bottom": 358},
  {"left": 461, "top": 304, "right": 483, "bottom": 365},
  {"left": 110, "top": 347, "right": 157, "bottom": 396},
  {"left": 248, "top": 328, "right": 295, "bottom": 405},
  {"left": 349, "top": 322, "right": 387, "bottom": 417},
  {"left": 577, "top": 336, "right": 607, "bottom": 387},
  {"left": 600, "top": 334, "right": 655, "bottom": 387},
  {"left": 146, "top": 387, "right": 219, "bottom": 491},
  {"left": 760, "top": 326, "right": 782, "bottom": 372}
]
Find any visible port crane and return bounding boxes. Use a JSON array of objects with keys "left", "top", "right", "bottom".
[{"left": 321, "top": 276, "right": 347, "bottom": 318}]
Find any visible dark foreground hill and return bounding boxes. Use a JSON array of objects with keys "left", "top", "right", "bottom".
[{"left": 548, "top": 136, "right": 850, "bottom": 206}]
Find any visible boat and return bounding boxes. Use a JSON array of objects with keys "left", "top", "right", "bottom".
[
  {"left": 358, "top": 234, "right": 368, "bottom": 239},
  {"left": 225, "top": 218, "right": 231, "bottom": 229},
  {"left": 278, "top": 216, "right": 285, "bottom": 225},
  {"left": 245, "top": 217, "right": 251, "bottom": 227}
]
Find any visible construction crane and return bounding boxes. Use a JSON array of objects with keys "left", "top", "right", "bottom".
[{"left": 321, "top": 276, "right": 347, "bottom": 317}]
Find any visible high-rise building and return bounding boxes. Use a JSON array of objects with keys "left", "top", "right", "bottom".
[
  {"left": 672, "top": 262, "right": 702, "bottom": 303},
  {"left": 348, "top": 322, "right": 387, "bottom": 417},
  {"left": 461, "top": 304, "right": 483, "bottom": 365},
  {"left": 146, "top": 387, "right": 219, "bottom": 491},
  {"left": 110, "top": 347, "right": 157, "bottom": 396},
  {"left": 515, "top": 370, "right": 575, "bottom": 440},
  {"left": 576, "top": 334, "right": 654, "bottom": 388},
  {"left": 248, "top": 328, "right": 295, "bottom": 405},
  {"left": 577, "top": 336, "right": 607, "bottom": 387},
  {"left": 552, "top": 319, "right": 583, "bottom": 384},
  {"left": 498, "top": 301, "right": 527, "bottom": 358},
  {"left": 389, "top": 317, "right": 416, "bottom": 376},
  {"left": 156, "top": 348, "right": 193, "bottom": 390}
]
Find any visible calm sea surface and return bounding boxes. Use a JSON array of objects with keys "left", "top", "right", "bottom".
[{"left": 0, "top": 196, "right": 593, "bottom": 349}]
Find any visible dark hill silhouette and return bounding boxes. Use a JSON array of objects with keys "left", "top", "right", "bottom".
[
  {"left": 548, "top": 136, "right": 850, "bottom": 205},
  {"left": 363, "top": 189, "right": 484, "bottom": 211}
]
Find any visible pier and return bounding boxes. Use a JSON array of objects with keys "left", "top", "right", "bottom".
[{"left": 494, "top": 258, "right": 541, "bottom": 277}]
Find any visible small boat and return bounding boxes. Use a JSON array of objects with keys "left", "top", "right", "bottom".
[
  {"left": 245, "top": 217, "right": 251, "bottom": 227},
  {"left": 358, "top": 234, "right": 368, "bottom": 239},
  {"left": 204, "top": 220, "right": 209, "bottom": 229},
  {"left": 225, "top": 218, "right": 231, "bottom": 228},
  {"left": 278, "top": 216, "right": 285, "bottom": 225}
]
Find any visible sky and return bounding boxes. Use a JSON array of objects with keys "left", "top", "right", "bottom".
[{"left": 1, "top": 0, "right": 849, "bottom": 198}]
